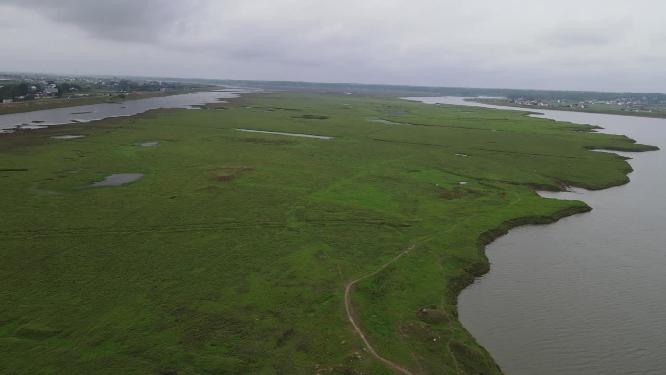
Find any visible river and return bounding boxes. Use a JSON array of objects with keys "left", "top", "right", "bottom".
[
  {"left": 407, "top": 97, "right": 666, "bottom": 375},
  {"left": 0, "top": 89, "right": 251, "bottom": 132}
]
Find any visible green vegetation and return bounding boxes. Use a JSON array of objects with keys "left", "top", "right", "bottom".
[
  {"left": 0, "top": 82, "right": 30, "bottom": 100},
  {"left": 0, "top": 92, "right": 655, "bottom": 374}
]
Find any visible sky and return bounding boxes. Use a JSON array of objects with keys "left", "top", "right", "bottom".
[{"left": 1, "top": 0, "right": 665, "bottom": 93}]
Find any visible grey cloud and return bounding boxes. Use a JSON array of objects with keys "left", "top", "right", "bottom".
[
  {"left": 540, "top": 20, "right": 630, "bottom": 48},
  {"left": 543, "top": 30, "right": 614, "bottom": 48},
  {"left": 0, "top": 0, "right": 193, "bottom": 42},
  {"left": 1, "top": 0, "right": 665, "bottom": 92}
]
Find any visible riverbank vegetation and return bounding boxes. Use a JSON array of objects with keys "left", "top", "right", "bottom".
[{"left": 0, "top": 92, "right": 655, "bottom": 374}]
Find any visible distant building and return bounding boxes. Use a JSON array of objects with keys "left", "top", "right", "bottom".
[
  {"left": 2, "top": 99, "right": 13, "bottom": 104},
  {"left": 43, "top": 85, "right": 58, "bottom": 96}
]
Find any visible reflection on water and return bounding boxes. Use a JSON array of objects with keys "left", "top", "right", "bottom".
[
  {"left": 0, "top": 90, "right": 250, "bottom": 132},
  {"left": 408, "top": 96, "right": 666, "bottom": 375}
]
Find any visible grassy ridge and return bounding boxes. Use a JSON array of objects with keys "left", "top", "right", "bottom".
[{"left": 0, "top": 92, "right": 654, "bottom": 374}]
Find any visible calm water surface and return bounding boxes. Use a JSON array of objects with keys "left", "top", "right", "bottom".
[
  {"left": 0, "top": 90, "right": 250, "bottom": 131},
  {"left": 408, "top": 97, "right": 666, "bottom": 375}
]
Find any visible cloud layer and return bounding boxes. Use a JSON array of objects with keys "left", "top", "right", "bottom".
[{"left": 2, "top": 0, "right": 665, "bottom": 92}]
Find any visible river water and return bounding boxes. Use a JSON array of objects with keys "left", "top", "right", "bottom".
[
  {"left": 407, "top": 97, "right": 666, "bottom": 375},
  {"left": 0, "top": 89, "right": 249, "bottom": 132}
]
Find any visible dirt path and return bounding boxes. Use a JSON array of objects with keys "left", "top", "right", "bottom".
[{"left": 344, "top": 245, "right": 416, "bottom": 375}]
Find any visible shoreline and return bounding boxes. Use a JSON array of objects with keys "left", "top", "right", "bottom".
[
  {"left": 453, "top": 201, "right": 591, "bottom": 306},
  {"left": 0, "top": 89, "right": 250, "bottom": 134},
  {"left": 449, "top": 168, "right": 638, "bottom": 374},
  {"left": 403, "top": 95, "right": 661, "bottom": 373},
  {"left": 442, "top": 98, "right": 663, "bottom": 374},
  {"left": 0, "top": 87, "right": 218, "bottom": 116},
  {"left": 0, "top": 100, "right": 249, "bottom": 145}
]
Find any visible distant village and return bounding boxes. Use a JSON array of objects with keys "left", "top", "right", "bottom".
[
  {"left": 0, "top": 82, "right": 64, "bottom": 104},
  {"left": 0, "top": 73, "right": 187, "bottom": 104},
  {"left": 508, "top": 97, "right": 658, "bottom": 113}
]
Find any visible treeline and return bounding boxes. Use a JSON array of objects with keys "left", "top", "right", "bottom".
[
  {"left": 0, "top": 83, "right": 29, "bottom": 100},
  {"left": 115, "top": 80, "right": 182, "bottom": 92},
  {"left": 56, "top": 83, "right": 82, "bottom": 97}
]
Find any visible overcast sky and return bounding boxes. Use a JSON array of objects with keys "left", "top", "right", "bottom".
[{"left": 2, "top": 0, "right": 665, "bottom": 92}]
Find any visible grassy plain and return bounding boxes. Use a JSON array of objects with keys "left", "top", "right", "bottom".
[{"left": 0, "top": 92, "right": 655, "bottom": 374}]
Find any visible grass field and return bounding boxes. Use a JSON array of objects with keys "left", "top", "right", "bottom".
[{"left": 0, "top": 92, "right": 655, "bottom": 374}]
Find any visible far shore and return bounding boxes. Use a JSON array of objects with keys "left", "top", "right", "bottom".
[{"left": 470, "top": 98, "right": 666, "bottom": 119}]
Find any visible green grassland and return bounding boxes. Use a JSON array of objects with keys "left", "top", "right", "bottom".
[{"left": 0, "top": 92, "right": 656, "bottom": 374}]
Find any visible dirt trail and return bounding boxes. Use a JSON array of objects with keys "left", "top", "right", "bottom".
[{"left": 344, "top": 245, "right": 416, "bottom": 375}]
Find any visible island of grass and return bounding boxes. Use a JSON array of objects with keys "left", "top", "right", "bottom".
[{"left": 0, "top": 92, "right": 656, "bottom": 374}]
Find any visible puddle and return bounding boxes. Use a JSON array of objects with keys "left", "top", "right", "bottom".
[
  {"left": 19, "top": 124, "right": 47, "bottom": 130},
  {"left": 236, "top": 129, "right": 333, "bottom": 140},
  {"left": 52, "top": 135, "right": 86, "bottom": 139},
  {"left": 140, "top": 141, "right": 160, "bottom": 147},
  {"left": 455, "top": 153, "right": 470, "bottom": 157},
  {"left": 91, "top": 173, "right": 144, "bottom": 187},
  {"left": 369, "top": 118, "right": 404, "bottom": 125}
]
